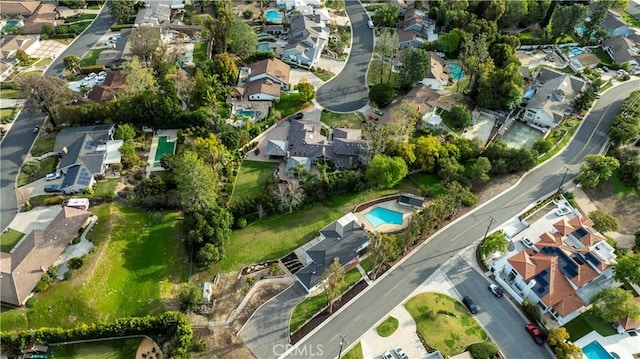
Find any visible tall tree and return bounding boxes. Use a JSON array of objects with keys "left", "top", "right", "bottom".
[
  {"left": 297, "top": 79, "right": 316, "bottom": 101},
  {"left": 448, "top": 104, "right": 472, "bottom": 130},
  {"left": 414, "top": 136, "right": 442, "bottom": 171},
  {"left": 399, "top": 47, "right": 429, "bottom": 89},
  {"left": 498, "top": 0, "right": 528, "bottom": 28},
  {"left": 115, "top": 124, "right": 136, "bottom": 142},
  {"left": 460, "top": 32, "right": 489, "bottom": 91},
  {"left": 578, "top": 154, "right": 620, "bottom": 188},
  {"left": 617, "top": 148, "right": 640, "bottom": 190},
  {"left": 171, "top": 69, "right": 196, "bottom": 104},
  {"left": 437, "top": 156, "right": 464, "bottom": 185},
  {"left": 228, "top": 19, "right": 258, "bottom": 59},
  {"left": 129, "top": 27, "right": 165, "bottom": 68},
  {"left": 372, "top": 4, "right": 399, "bottom": 27},
  {"left": 591, "top": 287, "right": 640, "bottom": 323},
  {"left": 479, "top": 232, "right": 507, "bottom": 259},
  {"left": 15, "top": 74, "right": 74, "bottom": 126},
  {"left": 190, "top": 68, "right": 216, "bottom": 109},
  {"left": 585, "top": 0, "right": 613, "bottom": 39},
  {"left": 374, "top": 29, "right": 399, "bottom": 82},
  {"left": 207, "top": 0, "right": 233, "bottom": 55},
  {"left": 186, "top": 204, "right": 233, "bottom": 267},
  {"left": 366, "top": 155, "right": 408, "bottom": 188},
  {"left": 211, "top": 53, "right": 238, "bottom": 87},
  {"left": 588, "top": 210, "right": 619, "bottom": 233},
  {"left": 362, "top": 121, "right": 392, "bottom": 157},
  {"left": 121, "top": 57, "right": 157, "bottom": 96},
  {"left": 172, "top": 151, "right": 218, "bottom": 211},
  {"left": 63, "top": 55, "right": 81, "bottom": 74},
  {"left": 388, "top": 99, "right": 420, "bottom": 139},
  {"left": 367, "top": 233, "right": 397, "bottom": 280},
  {"left": 614, "top": 253, "right": 640, "bottom": 286},
  {"left": 192, "top": 134, "right": 227, "bottom": 172},
  {"left": 107, "top": 0, "right": 135, "bottom": 24},
  {"left": 472, "top": 156, "right": 492, "bottom": 184},
  {"left": 369, "top": 83, "right": 396, "bottom": 108},
  {"left": 550, "top": 4, "right": 587, "bottom": 39},
  {"left": 323, "top": 258, "right": 345, "bottom": 314},
  {"left": 271, "top": 181, "right": 304, "bottom": 213}
]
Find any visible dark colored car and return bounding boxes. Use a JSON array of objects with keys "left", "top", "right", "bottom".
[
  {"left": 489, "top": 284, "right": 504, "bottom": 298},
  {"left": 291, "top": 112, "right": 304, "bottom": 120},
  {"left": 463, "top": 296, "right": 479, "bottom": 314},
  {"left": 525, "top": 323, "right": 545, "bottom": 345},
  {"left": 43, "top": 184, "right": 61, "bottom": 193}
]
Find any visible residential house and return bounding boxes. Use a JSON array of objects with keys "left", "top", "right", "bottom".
[
  {"left": 263, "top": 25, "right": 286, "bottom": 36},
  {"left": 265, "top": 140, "right": 289, "bottom": 160},
  {"left": 0, "top": 207, "right": 92, "bottom": 306},
  {"left": 248, "top": 58, "right": 291, "bottom": 91},
  {"left": 616, "top": 297, "right": 640, "bottom": 333},
  {"left": 277, "top": 0, "right": 321, "bottom": 10},
  {"left": 0, "top": 1, "right": 41, "bottom": 17},
  {"left": 397, "top": 5, "right": 438, "bottom": 49},
  {"left": 569, "top": 53, "right": 600, "bottom": 71},
  {"left": 602, "top": 10, "right": 633, "bottom": 38},
  {"left": 246, "top": 79, "right": 282, "bottom": 101},
  {"left": 422, "top": 52, "right": 449, "bottom": 89},
  {"left": 135, "top": 0, "right": 185, "bottom": 26},
  {"left": 295, "top": 212, "right": 369, "bottom": 292},
  {"left": 54, "top": 125, "right": 122, "bottom": 193},
  {"left": 490, "top": 214, "right": 617, "bottom": 325},
  {"left": 398, "top": 29, "right": 425, "bottom": 50},
  {"left": 379, "top": 84, "right": 442, "bottom": 126},
  {"left": 86, "top": 71, "right": 126, "bottom": 103},
  {"left": 0, "top": 35, "right": 40, "bottom": 63},
  {"left": 603, "top": 36, "right": 640, "bottom": 73},
  {"left": 282, "top": 14, "right": 328, "bottom": 68},
  {"left": 22, "top": 3, "right": 58, "bottom": 34},
  {"left": 523, "top": 68, "right": 586, "bottom": 130}
]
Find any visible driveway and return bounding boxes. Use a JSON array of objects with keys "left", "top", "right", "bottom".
[
  {"left": 239, "top": 282, "right": 306, "bottom": 359},
  {"left": 7, "top": 205, "right": 63, "bottom": 234},
  {"left": 316, "top": 1, "right": 373, "bottom": 112},
  {"left": 360, "top": 305, "right": 428, "bottom": 359}
]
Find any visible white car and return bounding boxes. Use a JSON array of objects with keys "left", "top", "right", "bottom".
[
  {"left": 522, "top": 237, "right": 534, "bottom": 248},
  {"left": 555, "top": 207, "right": 571, "bottom": 216},
  {"left": 98, "top": 71, "right": 107, "bottom": 77},
  {"left": 85, "top": 72, "right": 97, "bottom": 79},
  {"left": 382, "top": 351, "right": 393, "bottom": 359},
  {"left": 368, "top": 20, "right": 374, "bottom": 29},
  {"left": 394, "top": 347, "right": 409, "bottom": 359},
  {"left": 45, "top": 172, "right": 61, "bottom": 181}
]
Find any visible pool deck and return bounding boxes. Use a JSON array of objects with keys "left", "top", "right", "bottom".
[
  {"left": 146, "top": 129, "right": 178, "bottom": 177},
  {"left": 575, "top": 331, "right": 640, "bottom": 359},
  {"left": 354, "top": 199, "right": 415, "bottom": 233}
]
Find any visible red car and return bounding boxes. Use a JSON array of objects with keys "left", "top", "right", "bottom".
[{"left": 525, "top": 323, "right": 545, "bottom": 345}]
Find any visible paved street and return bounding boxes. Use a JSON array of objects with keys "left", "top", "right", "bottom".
[
  {"left": 282, "top": 79, "right": 640, "bottom": 359},
  {"left": 316, "top": 1, "right": 373, "bottom": 112}
]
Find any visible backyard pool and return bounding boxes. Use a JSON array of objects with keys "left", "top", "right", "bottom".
[
  {"left": 256, "top": 42, "right": 272, "bottom": 52},
  {"left": 582, "top": 341, "right": 614, "bottom": 359},
  {"left": 1, "top": 19, "right": 22, "bottom": 33},
  {"left": 265, "top": 9, "right": 282, "bottom": 23},
  {"left": 570, "top": 47, "right": 585, "bottom": 57},
  {"left": 448, "top": 63, "right": 465, "bottom": 80},
  {"left": 153, "top": 136, "right": 176, "bottom": 168},
  {"left": 365, "top": 207, "right": 403, "bottom": 227},
  {"left": 237, "top": 109, "right": 262, "bottom": 119}
]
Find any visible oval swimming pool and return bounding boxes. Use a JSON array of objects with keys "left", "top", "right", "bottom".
[{"left": 365, "top": 207, "right": 403, "bottom": 227}]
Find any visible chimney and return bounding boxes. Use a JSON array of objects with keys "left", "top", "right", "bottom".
[{"left": 62, "top": 146, "right": 68, "bottom": 154}]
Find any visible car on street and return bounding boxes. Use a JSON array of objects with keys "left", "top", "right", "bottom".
[
  {"left": 368, "top": 20, "right": 375, "bottom": 29},
  {"left": 489, "top": 284, "right": 504, "bottom": 298},
  {"left": 463, "top": 296, "right": 479, "bottom": 314},
  {"left": 291, "top": 112, "right": 304, "bottom": 120},
  {"left": 555, "top": 207, "right": 571, "bottom": 216},
  {"left": 45, "top": 172, "right": 61, "bottom": 181},
  {"left": 43, "top": 184, "right": 61, "bottom": 193},
  {"left": 33, "top": 126, "right": 39, "bottom": 133},
  {"left": 525, "top": 323, "right": 545, "bottom": 345},
  {"left": 382, "top": 351, "right": 393, "bottom": 359},
  {"left": 394, "top": 347, "right": 408, "bottom": 359}
]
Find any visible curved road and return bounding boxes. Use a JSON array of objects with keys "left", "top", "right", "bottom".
[
  {"left": 0, "top": 5, "right": 113, "bottom": 231},
  {"left": 283, "top": 80, "right": 640, "bottom": 359},
  {"left": 316, "top": 1, "right": 374, "bottom": 112}
]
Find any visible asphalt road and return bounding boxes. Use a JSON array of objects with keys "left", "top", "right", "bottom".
[
  {"left": 445, "top": 256, "right": 551, "bottom": 357},
  {"left": 0, "top": 5, "right": 113, "bottom": 231},
  {"left": 282, "top": 80, "right": 640, "bottom": 359},
  {"left": 316, "top": 1, "right": 374, "bottom": 112}
]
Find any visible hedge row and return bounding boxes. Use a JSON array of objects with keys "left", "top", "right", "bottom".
[
  {"left": 0, "top": 312, "right": 192, "bottom": 358},
  {"left": 48, "top": 33, "right": 77, "bottom": 39},
  {"left": 110, "top": 24, "right": 134, "bottom": 31},
  {"left": 81, "top": 65, "right": 106, "bottom": 74}
]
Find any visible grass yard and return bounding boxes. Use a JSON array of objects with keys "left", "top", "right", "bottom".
[
  {"left": 564, "top": 310, "right": 618, "bottom": 342},
  {"left": 0, "top": 229, "right": 25, "bottom": 253},
  {"left": 230, "top": 161, "right": 278, "bottom": 205},
  {"left": 275, "top": 93, "right": 310, "bottom": 118},
  {"left": 52, "top": 338, "right": 141, "bottom": 359},
  {"left": 18, "top": 156, "right": 57, "bottom": 187},
  {"left": 402, "top": 172, "right": 445, "bottom": 196},
  {"left": 64, "top": 13, "right": 98, "bottom": 23},
  {"left": 320, "top": 111, "right": 365, "bottom": 129},
  {"left": 312, "top": 69, "right": 335, "bottom": 82},
  {"left": 0, "top": 108, "right": 17, "bottom": 123},
  {"left": 342, "top": 343, "right": 364, "bottom": 359},
  {"left": 193, "top": 41, "right": 208, "bottom": 63},
  {"left": 31, "top": 137, "right": 57, "bottom": 157},
  {"left": 359, "top": 256, "right": 374, "bottom": 273},
  {"left": 33, "top": 57, "right": 53, "bottom": 67},
  {"left": 611, "top": 169, "right": 637, "bottom": 196},
  {"left": 289, "top": 268, "right": 362, "bottom": 333},
  {"left": 537, "top": 118, "right": 580, "bottom": 164},
  {"left": 0, "top": 88, "right": 25, "bottom": 99},
  {"left": 405, "top": 292, "right": 487, "bottom": 355},
  {"left": 376, "top": 316, "right": 399, "bottom": 337},
  {"left": 91, "top": 178, "right": 120, "bottom": 198},
  {"left": 622, "top": 11, "right": 640, "bottom": 28},
  {"left": 0, "top": 203, "right": 189, "bottom": 331},
  {"left": 80, "top": 48, "right": 106, "bottom": 67},
  {"left": 54, "top": 38, "right": 74, "bottom": 45}
]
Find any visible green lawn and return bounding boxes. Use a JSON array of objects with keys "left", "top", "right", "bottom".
[
  {"left": 376, "top": 316, "right": 399, "bottom": 337},
  {"left": 18, "top": 156, "right": 57, "bottom": 187},
  {"left": 359, "top": 257, "right": 374, "bottom": 273},
  {"left": 0, "top": 88, "right": 25, "bottom": 99},
  {"left": 405, "top": 292, "right": 487, "bottom": 355},
  {"left": 80, "top": 48, "right": 106, "bottom": 66},
  {"left": 320, "top": 111, "right": 365, "bottom": 129},
  {"left": 52, "top": 338, "right": 141, "bottom": 359},
  {"left": 274, "top": 93, "right": 310, "bottom": 118},
  {"left": 537, "top": 119, "right": 580, "bottom": 164},
  {"left": 31, "top": 137, "right": 57, "bottom": 157},
  {"left": 312, "top": 69, "right": 335, "bottom": 82},
  {"left": 193, "top": 41, "right": 208, "bottom": 63},
  {"left": 610, "top": 169, "right": 638, "bottom": 196},
  {"left": 289, "top": 268, "right": 362, "bottom": 333},
  {"left": 33, "top": 57, "right": 53, "bottom": 67},
  {"left": 342, "top": 343, "right": 364, "bottom": 359},
  {"left": 402, "top": 172, "right": 445, "bottom": 196},
  {"left": 622, "top": 11, "right": 640, "bottom": 28},
  {"left": 0, "top": 108, "right": 17, "bottom": 123},
  {"left": 91, "top": 178, "right": 120, "bottom": 198},
  {"left": 0, "top": 203, "right": 188, "bottom": 331},
  {"left": 564, "top": 310, "right": 618, "bottom": 342},
  {"left": 0, "top": 229, "right": 25, "bottom": 253},
  {"left": 230, "top": 161, "right": 278, "bottom": 205},
  {"left": 64, "top": 13, "right": 98, "bottom": 23}
]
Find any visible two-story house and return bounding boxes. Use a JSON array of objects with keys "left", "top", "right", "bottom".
[
  {"left": 397, "top": 5, "right": 438, "bottom": 49},
  {"left": 603, "top": 36, "right": 640, "bottom": 74},
  {"left": 283, "top": 13, "right": 328, "bottom": 67}
]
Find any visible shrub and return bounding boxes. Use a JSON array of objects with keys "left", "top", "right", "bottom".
[
  {"left": 522, "top": 300, "right": 542, "bottom": 324},
  {"left": 68, "top": 257, "right": 84, "bottom": 270},
  {"left": 468, "top": 342, "right": 500, "bottom": 359},
  {"left": 236, "top": 217, "right": 247, "bottom": 229},
  {"left": 134, "top": 172, "right": 143, "bottom": 181},
  {"left": 81, "top": 65, "right": 106, "bottom": 74},
  {"left": 43, "top": 195, "right": 65, "bottom": 206},
  {"left": 34, "top": 279, "right": 50, "bottom": 292},
  {"left": 25, "top": 297, "right": 36, "bottom": 308},
  {"left": 243, "top": 9, "right": 253, "bottom": 19},
  {"left": 110, "top": 24, "right": 134, "bottom": 31},
  {"left": 72, "top": 236, "right": 81, "bottom": 244},
  {"left": 190, "top": 338, "right": 207, "bottom": 352}
]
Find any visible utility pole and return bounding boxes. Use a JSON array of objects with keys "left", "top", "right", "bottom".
[
  {"left": 337, "top": 332, "right": 346, "bottom": 359},
  {"left": 483, "top": 216, "right": 496, "bottom": 241},
  {"left": 558, "top": 166, "right": 570, "bottom": 194}
]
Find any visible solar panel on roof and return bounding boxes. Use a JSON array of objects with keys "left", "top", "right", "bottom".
[{"left": 573, "top": 228, "right": 588, "bottom": 238}]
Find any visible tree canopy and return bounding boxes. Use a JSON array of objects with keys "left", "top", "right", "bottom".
[
  {"left": 107, "top": 0, "right": 135, "bottom": 24},
  {"left": 591, "top": 287, "right": 640, "bottom": 323},
  {"left": 578, "top": 154, "right": 620, "bottom": 188},
  {"left": 614, "top": 253, "right": 640, "bottom": 286},
  {"left": 366, "top": 155, "right": 408, "bottom": 189},
  {"left": 369, "top": 83, "right": 396, "bottom": 109},
  {"left": 588, "top": 210, "right": 618, "bottom": 233}
]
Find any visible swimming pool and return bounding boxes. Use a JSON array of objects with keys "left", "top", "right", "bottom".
[
  {"left": 365, "top": 207, "right": 403, "bottom": 227},
  {"left": 154, "top": 136, "right": 176, "bottom": 164},
  {"left": 237, "top": 109, "right": 261, "bottom": 119},
  {"left": 448, "top": 63, "right": 465, "bottom": 80},
  {"left": 582, "top": 341, "right": 613, "bottom": 359},
  {"left": 570, "top": 47, "right": 584, "bottom": 57},
  {"left": 256, "top": 42, "right": 272, "bottom": 52},
  {"left": 265, "top": 9, "right": 282, "bottom": 23}
]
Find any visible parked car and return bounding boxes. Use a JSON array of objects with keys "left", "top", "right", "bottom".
[
  {"left": 33, "top": 126, "right": 39, "bottom": 133},
  {"left": 368, "top": 20, "right": 375, "bottom": 29},
  {"left": 525, "top": 323, "right": 545, "bottom": 345},
  {"left": 291, "top": 112, "right": 304, "bottom": 120},
  {"left": 555, "top": 207, "right": 571, "bottom": 217},
  {"left": 382, "top": 351, "right": 393, "bottom": 359},
  {"left": 43, "top": 184, "right": 61, "bottom": 193},
  {"left": 462, "top": 296, "right": 479, "bottom": 314},
  {"left": 488, "top": 284, "right": 504, "bottom": 298},
  {"left": 45, "top": 172, "right": 61, "bottom": 181},
  {"left": 85, "top": 72, "right": 97, "bottom": 80},
  {"left": 394, "top": 347, "right": 409, "bottom": 359},
  {"left": 521, "top": 237, "right": 534, "bottom": 248},
  {"left": 602, "top": 66, "right": 610, "bottom": 72}
]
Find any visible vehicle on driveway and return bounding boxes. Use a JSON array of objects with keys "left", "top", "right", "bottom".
[
  {"left": 43, "top": 184, "right": 61, "bottom": 193},
  {"left": 555, "top": 207, "right": 571, "bottom": 216},
  {"left": 45, "top": 172, "right": 61, "bottom": 181},
  {"left": 382, "top": 351, "right": 393, "bottom": 359},
  {"left": 525, "top": 323, "right": 545, "bottom": 345},
  {"left": 521, "top": 237, "right": 534, "bottom": 248},
  {"left": 462, "top": 296, "right": 479, "bottom": 314},
  {"left": 291, "top": 112, "right": 304, "bottom": 120},
  {"left": 394, "top": 347, "right": 409, "bottom": 359},
  {"left": 489, "top": 284, "right": 504, "bottom": 298}
]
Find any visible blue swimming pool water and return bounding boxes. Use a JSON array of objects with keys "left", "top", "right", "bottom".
[
  {"left": 570, "top": 47, "right": 584, "bottom": 57},
  {"left": 365, "top": 207, "right": 403, "bottom": 227},
  {"left": 265, "top": 9, "right": 282, "bottom": 23},
  {"left": 256, "top": 42, "right": 272, "bottom": 52},
  {"left": 448, "top": 63, "right": 465, "bottom": 80},
  {"left": 237, "top": 110, "right": 260, "bottom": 118},
  {"left": 583, "top": 341, "right": 613, "bottom": 359}
]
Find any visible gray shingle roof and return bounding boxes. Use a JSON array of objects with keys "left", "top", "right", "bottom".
[
  {"left": 265, "top": 140, "right": 288, "bottom": 157},
  {"left": 54, "top": 125, "right": 115, "bottom": 175}
]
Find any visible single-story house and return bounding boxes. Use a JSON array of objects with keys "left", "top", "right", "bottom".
[
  {"left": 379, "top": 84, "right": 442, "bottom": 125},
  {"left": 0, "top": 35, "right": 40, "bottom": 62},
  {"left": 295, "top": 212, "right": 369, "bottom": 292},
  {"left": 246, "top": 79, "right": 282, "bottom": 101},
  {"left": 0, "top": 207, "right": 92, "bottom": 306},
  {"left": 0, "top": 1, "right": 41, "bottom": 16},
  {"left": 570, "top": 53, "right": 600, "bottom": 71}
]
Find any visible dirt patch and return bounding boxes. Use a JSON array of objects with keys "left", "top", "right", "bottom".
[
  {"left": 584, "top": 181, "right": 640, "bottom": 235},
  {"left": 191, "top": 325, "right": 256, "bottom": 359},
  {"left": 231, "top": 281, "right": 290, "bottom": 332},
  {"left": 209, "top": 272, "right": 246, "bottom": 322}
]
